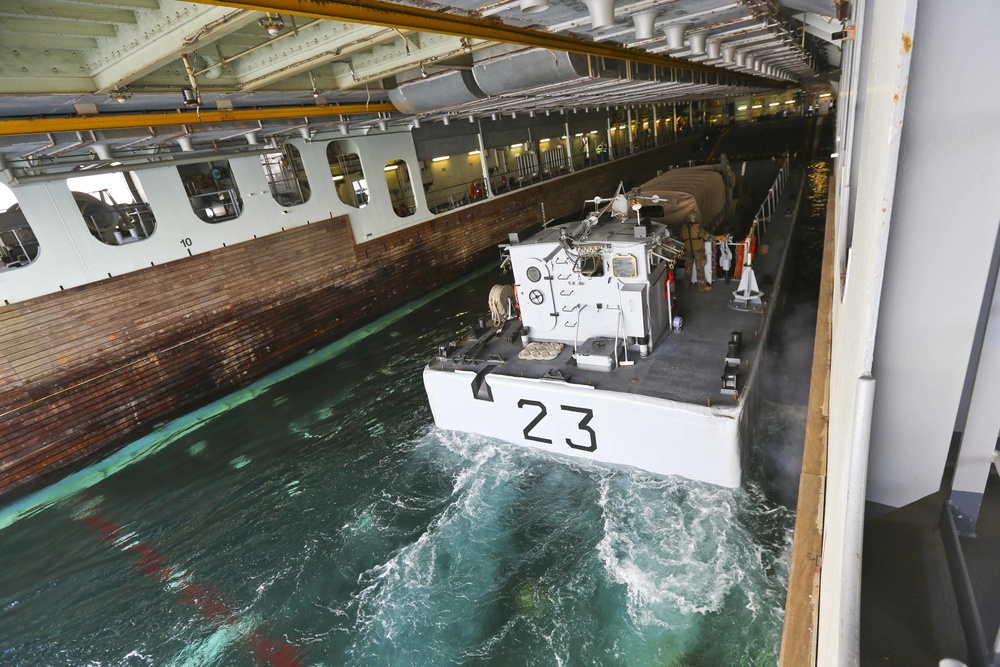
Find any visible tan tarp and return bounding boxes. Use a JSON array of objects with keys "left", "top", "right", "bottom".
[{"left": 638, "top": 168, "right": 727, "bottom": 233}]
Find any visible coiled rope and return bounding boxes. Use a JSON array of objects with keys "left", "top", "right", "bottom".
[{"left": 488, "top": 284, "right": 516, "bottom": 328}]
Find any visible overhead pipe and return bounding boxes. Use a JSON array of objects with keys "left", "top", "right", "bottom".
[
  {"left": 721, "top": 44, "right": 736, "bottom": 63},
  {"left": 632, "top": 11, "right": 659, "bottom": 40},
  {"left": 735, "top": 51, "right": 746, "bottom": 67},
  {"left": 706, "top": 40, "right": 721, "bottom": 59},
  {"left": 7, "top": 148, "right": 277, "bottom": 185}
]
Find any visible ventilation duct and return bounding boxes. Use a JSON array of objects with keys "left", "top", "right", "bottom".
[
  {"left": 520, "top": 0, "right": 549, "bottom": 13},
  {"left": 388, "top": 70, "right": 485, "bottom": 114},
  {"left": 632, "top": 11, "right": 659, "bottom": 40},
  {"left": 583, "top": 0, "right": 615, "bottom": 29},
  {"left": 664, "top": 24, "right": 686, "bottom": 50},
  {"left": 688, "top": 32, "right": 707, "bottom": 55},
  {"left": 473, "top": 49, "right": 589, "bottom": 96}
]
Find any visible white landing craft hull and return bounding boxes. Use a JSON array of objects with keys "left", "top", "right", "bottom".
[{"left": 423, "top": 368, "right": 751, "bottom": 487}]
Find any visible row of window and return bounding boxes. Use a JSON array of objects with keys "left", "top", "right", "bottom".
[{"left": 0, "top": 141, "right": 417, "bottom": 271}]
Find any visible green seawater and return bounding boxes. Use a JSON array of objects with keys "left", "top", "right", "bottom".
[{"left": 0, "top": 159, "right": 826, "bottom": 664}]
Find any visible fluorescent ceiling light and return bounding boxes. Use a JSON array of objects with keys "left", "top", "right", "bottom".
[
  {"left": 751, "top": 104, "right": 762, "bottom": 109},
  {"left": 332, "top": 175, "right": 344, "bottom": 182},
  {"left": 468, "top": 150, "right": 481, "bottom": 155},
  {"left": 432, "top": 156, "right": 449, "bottom": 162},
  {"left": 784, "top": 100, "right": 795, "bottom": 105},
  {"left": 384, "top": 165, "right": 398, "bottom": 171},
  {"left": 574, "top": 133, "right": 584, "bottom": 137},
  {"left": 819, "top": 92, "right": 832, "bottom": 98},
  {"left": 510, "top": 143, "right": 523, "bottom": 148},
  {"left": 768, "top": 102, "right": 779, "bottom": 107},
  {"left": 737, "top": 105, "right": 748, "bottom": 111}
]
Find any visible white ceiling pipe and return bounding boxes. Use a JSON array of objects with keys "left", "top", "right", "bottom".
[
  {"left": 299, "top": 127, "right": 311, "bottom": 140},
  {"left": 706, "top": 40, "right": 721, "bottom": 59},
  {"left": 584, "top": 0, "right": 616, "bottom": 29},
  {"left": 745, "top": 55, "right": 756, "bottom": 70},
  {"left": 755, "top": 60, "right": 763, "bottom": 71},
  {"left": 411, "top": 117, "right": 421, "bottom": 129},
  {"left": 245, "top": 132, "right": 259, "bottom": 145},
  {"left": 520, "top": 0, "right": 549, "bottom": 13},
  {"left": 721, "top": 45, "right": 736, "bottom": 63},
  {"left": 664, "top": 23, "right": 686, "bottom": 50},
  {"left": 632, "top": 10, "right": 659, "bottom": 40},
  {"left": 688, "top": 31, "right": 707, "bottom": 55},
  {"left": 93, "top": 143, "right": 113, "bottom": 160},
  {"left": 735, "top": 51, "right": 745, "bottom": 67},
  {"left": 178, "top": 136, "right": 194, "bottom": 152}
]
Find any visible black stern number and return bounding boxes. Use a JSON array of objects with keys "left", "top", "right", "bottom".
[{"left": 517, "top": 399, "right": 597, "bottom": 452}]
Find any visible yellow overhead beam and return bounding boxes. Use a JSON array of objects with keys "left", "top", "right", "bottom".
[
  {"left": 193, "top": 0, "right": 778, "bottom": 86},
  {"left": 0, "top": 103, "right": 396, "bottom": 136}
]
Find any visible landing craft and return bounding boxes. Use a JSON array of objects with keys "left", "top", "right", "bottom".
[{"left": 423, "top": 158, "right": 795, "bottom": 487}]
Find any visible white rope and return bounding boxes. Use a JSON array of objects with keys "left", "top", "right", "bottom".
[{"left": 488, "top": 284, "right": 516, "bottom": 328}]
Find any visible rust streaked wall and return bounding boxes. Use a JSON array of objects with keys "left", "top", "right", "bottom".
[{"left": 0, "top": 141, "right": 693, "bottom": 498}]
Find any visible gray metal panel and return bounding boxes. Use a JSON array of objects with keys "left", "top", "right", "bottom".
[{"left": 867, "top": 0, "right": 1000, "bottom": 509}]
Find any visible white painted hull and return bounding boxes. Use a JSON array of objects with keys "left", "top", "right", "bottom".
[{"left": 423, "top": 366, "right": 750, "bottom": 487}]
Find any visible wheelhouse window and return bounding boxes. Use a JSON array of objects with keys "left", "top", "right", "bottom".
[
  {"left": 327, "top": 141, "right": 368, "bottom": 208},
  {"left": 178, "top": 160, "right": 243, "bottom": 223},
  {"left": 67, "top": 171, "right": 157, "bottom": 245},
  {"left": 384, "top": 160, "right": 415, "bottom": 217},
  {"left": 0, "top": 182, "right": 39, "bottom": 270},
  {"left": 261, "top": 144, "right": 310, "bottom": 206}
]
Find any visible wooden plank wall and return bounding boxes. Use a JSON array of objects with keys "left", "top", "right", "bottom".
[{"left": 0, "top": 141, "right": 694, "bottom": 498}]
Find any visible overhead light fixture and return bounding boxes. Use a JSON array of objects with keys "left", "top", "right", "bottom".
[
  {"left": 109, "top": 86, "right": 132, "bottom": 103},
  {"left": 819, "top": 92, "right": 833, "bottom": 98},
  {"left": 785, "top": 100, "right": 796, "bottom": 105},
  {"left": 751, "top": 104, "right": 762, "bottom": 109},
  {"left": 469, "top": 150, "right": 481, "bottom": 155},
  {"left": 510, "top": 143, "right": 523, "bottom": 148},
  {"left": 258, "top": 13, "right": 284, "bottom": 37},
  {"left": 768, "top": 102, "right": 779, "bottom": 107},
  {"left": 539, "top": 138, "right": 550, "bottom": 143},
  {"left": 574, "top": 133, "right": 584, "bottom": 137},
  {"left": 432, "top": 156, "right": 449, "bottom": 162},
  {"left": 737, "top": 105, "right": 748, "bottom": 111},
  {"left": 384, "top": 164, "right": 399, "bottom": 171},
  {"left": 332, "top": 175, "right": 344, "bottom": 182},
  {"left": 180, "top": 87, "right": 200, "bottom": 107}
]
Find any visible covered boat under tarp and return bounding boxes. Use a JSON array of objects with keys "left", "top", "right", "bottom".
[{"left": 638, "top": 162, "right": 737, "bottom": 233}]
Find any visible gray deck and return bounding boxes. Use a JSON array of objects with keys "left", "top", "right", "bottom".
[{"left": 429, "top": 161, "right": 801, "bottom": 409}]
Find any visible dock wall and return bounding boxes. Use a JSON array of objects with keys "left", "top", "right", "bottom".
[{"left": 0, "top": 140, "right": 694, "bottom": 498}]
